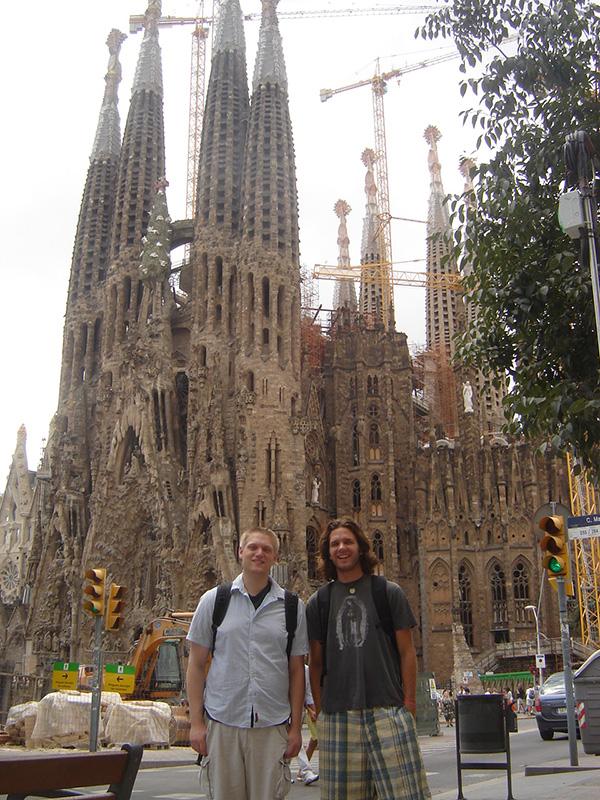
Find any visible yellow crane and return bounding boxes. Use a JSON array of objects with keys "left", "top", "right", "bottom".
[{"left": 313, "top": 262, "right": 462, "bottom": 290}]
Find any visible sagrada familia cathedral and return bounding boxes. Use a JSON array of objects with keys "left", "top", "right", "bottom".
[{"left": 0, "top": 0, "right": 571, "bottom": 699}]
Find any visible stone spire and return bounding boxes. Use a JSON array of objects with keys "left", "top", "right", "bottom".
[
  {"left": 252, "top": 0, "right": 287, "bottom": 91},
  {"left": 111, "top": 0, "right": 166, "bottom": 260},
  {"left": 196, "top": 0, "right": 249, "bottom": 230},
  {"left": 91, "top": 29, "right": 127, "bottom": 160},
  {"left": 423, "top": 125, "right": 460, "bottom": 359},
  {"left": 242, "top": 0, "right": 299, "bottom": 260},
  {"left": 132, "top": 0, "right": 163, "bottom": 96},
  {"left": 332, "top": 200, "right": 357, "bottom": 311},
  {"left": 359, "top": 148, "right": 385, "bottom": 324},
  {"left": 214, "top": 0, "right": 246, "bottom": 54}
]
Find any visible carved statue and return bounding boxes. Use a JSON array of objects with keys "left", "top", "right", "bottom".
[
  {"left": 462, "top": 381, "right": 474, "bottom": 414},
  {"left": 311, "top": 476, "right": 321, "bottom": 504}
]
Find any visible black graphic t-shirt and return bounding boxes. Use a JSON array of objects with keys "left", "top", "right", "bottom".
[{"left": 307, "top": 575, "right": 416, "bottom": 713}]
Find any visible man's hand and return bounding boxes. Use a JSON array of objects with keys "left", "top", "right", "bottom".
[
  {"left": 284, "top": 726, "right": 302, "bottom": 759},
  {"left": 190, "top": 720, "right": 208, "bottom": 756},
  {"left": 403, "top": 698, "right": 417, "bottom": 718},
  {"left": 307, "top": 705, "right": 317, "bottom": 723}
]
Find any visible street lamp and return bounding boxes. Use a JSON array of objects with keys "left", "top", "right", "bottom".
[{"left": 525, "top": 604, "right": 544, "bottom": 688}]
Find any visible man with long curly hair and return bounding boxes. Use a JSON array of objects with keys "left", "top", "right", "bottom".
[{"left": 306, "top": 518, "right": 430, "bottom": 800}]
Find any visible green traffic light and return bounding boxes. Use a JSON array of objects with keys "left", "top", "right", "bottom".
[{"left": 548, "top": 557, "right": 563, "bottom": 574}]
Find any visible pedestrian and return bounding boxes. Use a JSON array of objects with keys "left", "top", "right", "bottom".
[
  {"left": 295, "top": 664, "right": 319, "bottom": 785},
  {"left": 441, "top": 689, "right": 454, "bottom": 727},
  {"left": 186, "top": 527, "right": 308, "bottom": 800},
  {"left": 526, "top": 685, "right": 536, "bottom": 714},
  {"left": 307, "top": 518, "right": 431, "bottom": 800},
  {"left": 516, "top": 685, "right": 525, "bottom": 714}
]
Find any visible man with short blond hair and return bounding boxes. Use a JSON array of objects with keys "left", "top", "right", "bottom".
[{"left": 187, "top": 527, "right": 308, "bottom": 800}]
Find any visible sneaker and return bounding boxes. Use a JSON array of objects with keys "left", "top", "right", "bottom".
[{"left": 303, "top": 770, "right": 319, "bottom": 785}]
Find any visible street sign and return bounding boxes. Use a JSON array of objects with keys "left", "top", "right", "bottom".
[
  {"left": 103, "top": 663, "right": 135, "bottom": 694},
  {"left": 567, "top": 514, "right": 600, "bottom": 540},
  {"left": 536, "top": 653, "right": 546, "bottom": 669},
  {"left": 52, "top": 661, "right": 79, "bottom": 690}
]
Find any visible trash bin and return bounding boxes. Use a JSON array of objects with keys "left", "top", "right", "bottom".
[
  {"left": 456, "top": 694, "right": 506, "bottom": 753},
  {"left": 573, "top": 649, "right": 600, "bottom": 755}
]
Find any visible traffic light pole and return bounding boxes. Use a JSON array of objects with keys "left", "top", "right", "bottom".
[
  {"left": 89, "top": 614, "right": 103, "bottom": 752},
  {"left": 557, "top": 577, "right": 578, "bottom": 766}
]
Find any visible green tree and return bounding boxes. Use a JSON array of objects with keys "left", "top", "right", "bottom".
[{"left": 420, "top": 0, "right": 600, "bottom": 477}]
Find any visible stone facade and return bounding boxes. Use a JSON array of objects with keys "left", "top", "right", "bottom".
[{"left": 0, "top": 0, "right": 569, "bottom": 688}]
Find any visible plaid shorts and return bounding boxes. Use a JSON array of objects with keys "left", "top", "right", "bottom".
[{"left": 319, "top": 705, "right": 431, "bottom": 800}]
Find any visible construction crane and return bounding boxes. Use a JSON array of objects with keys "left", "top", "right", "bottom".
[
  {"left": 566, "top": 452, "right": 600, "bottom": 650},
  {"left": 130, "top": 4, "right": 438, "bottom": 220},
  {"left": 319, "top": 49, "right": 461, "bottom": 327},
  {"left": 313, "top": 262, "right": 462, "bottom": 290}
]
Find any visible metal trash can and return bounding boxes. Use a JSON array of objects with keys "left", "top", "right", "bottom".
[
  {"left": 457, "top": 694, "right": 507, "bottom": 753},
  {"left": 573, "top": 649, "right": 600, "bottom": 755}
]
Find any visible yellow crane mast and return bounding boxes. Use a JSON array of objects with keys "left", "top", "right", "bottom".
[{"left": 566, "top": 452, "right": 600, "bottom": 649}]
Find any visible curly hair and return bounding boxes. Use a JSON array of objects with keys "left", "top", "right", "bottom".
[{"left": 318, "top": 518, "right": 378, "bottom": 581}]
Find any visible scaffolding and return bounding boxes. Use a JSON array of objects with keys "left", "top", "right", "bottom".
[{"left": 567, "top": 452, "right": 600, "bottom": 649}]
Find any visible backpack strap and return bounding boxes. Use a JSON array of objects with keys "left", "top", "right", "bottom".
[
  {"left": 211, "top": 582, "right": 233, "bottom": 654},
  {"left": 371, "top": 574, "right": 396, "bottom": 650},
  {"left": 284, "top": 590, "right": 299, "bottom": 659},
  {"left": 316, "top": 582, "right": 333, "bottom": 685}
]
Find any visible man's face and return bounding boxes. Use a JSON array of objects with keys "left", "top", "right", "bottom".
[
  {"left": 239, "top": 532, "right": 278, "bottom": 577},
  {"left": 328, "top": 526, "right": 361, "bottom": 574}
]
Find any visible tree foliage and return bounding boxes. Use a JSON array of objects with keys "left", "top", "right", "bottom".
[{"left": 419, "top": 0, "right": 600, "bottom": 477}]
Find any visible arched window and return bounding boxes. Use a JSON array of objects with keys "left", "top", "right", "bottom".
[
  {"left": 306, "top": 526, "right": 318, "bottom": 580},
  {"left": 370, "top": 474, "right": 383, "bottom": 517},
  {"left": 513, "top": 560, "right": 530, "bottom": 623},
  {"left": 367, "top": 375, "right": 379, "bottom": 395},
  {"left": 368, "top": 423, "right": 381, "bottom": 460},
  {"left": 262, "top": 276, "right": 270, "bottom": 316},
  {"left": 199, "top": 345, "right": 207, "bottom": 367},
  {"left": 373, "top": 530, "right": 384, "bottom": 574},
  {"left": 490, "top": 562, "right": 509, "bottom": 642},
  {"left": 352, "top": 423, "right": 360, "bottom": 466},
  {"left": 352, "top": 480, "right": 361, "bottom": 511},
  {"left": 458, "top": 563, "right": 474, "bottom": 647}
]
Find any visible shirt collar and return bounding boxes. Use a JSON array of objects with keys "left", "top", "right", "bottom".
[{"left": 232, "top": 572, "right": 285, "bottom": 600}]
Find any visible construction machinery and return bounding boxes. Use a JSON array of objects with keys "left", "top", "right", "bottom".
[{"left": 126, "top": 613, "right": 193, "bottom": 700}]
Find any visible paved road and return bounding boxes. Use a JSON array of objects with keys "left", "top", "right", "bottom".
[{"left": 128, "top": 716, "right": 583, "bottom": 798}]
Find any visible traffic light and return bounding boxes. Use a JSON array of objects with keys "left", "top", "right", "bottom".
[
  {"left": 105, "top": 583, "right": 126, "bottom": 631},
  {"left": 539, "top": 515, "right": 570, "bottom": 579},
  {"left": 83, "top": 568, "right": 106, "bottom": 617}
]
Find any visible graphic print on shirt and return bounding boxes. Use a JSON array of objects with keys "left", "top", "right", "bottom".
[{"left": 335, "top": 595, "right": 368, "bottom": 650}]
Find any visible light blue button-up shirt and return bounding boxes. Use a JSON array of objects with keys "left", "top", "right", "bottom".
[{"left": 187, "top": 573, "right": 308, "bottom": 728}]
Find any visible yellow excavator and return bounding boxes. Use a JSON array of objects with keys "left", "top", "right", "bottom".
[{"left": 126, "top": 612, "right": 193, "bottom": 700}]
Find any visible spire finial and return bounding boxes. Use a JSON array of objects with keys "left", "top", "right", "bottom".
[
  {"left": 132, "top": 0, "right": 163, "bottom": 95},
  {"left": 253, "top": 0, "right": 287, "bottom": 90},
  {"left": 333, "top": 200, "right": 357, "bottom": 311},
  {"left": 91, "top": 29, "right": 127, "bottom": 160},
  {"left": 214, "top": 0, "right": 245, "bottom": 54}
]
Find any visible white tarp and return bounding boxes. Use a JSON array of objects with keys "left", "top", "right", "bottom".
[{"left": 104, "top": 699, "right": 171, "bottom": 746}]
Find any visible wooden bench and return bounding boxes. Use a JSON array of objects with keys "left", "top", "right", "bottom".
[{"left": 1, "top": 743, "right": 143, "bottom": 800}]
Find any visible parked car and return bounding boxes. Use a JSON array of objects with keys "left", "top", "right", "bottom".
[{"left": 535, "top": 671, "right": 579, "bottom": 740}]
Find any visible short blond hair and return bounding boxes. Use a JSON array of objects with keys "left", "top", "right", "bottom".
[{"left": 239, "top": 527, "right": 280, "bottom": 556}]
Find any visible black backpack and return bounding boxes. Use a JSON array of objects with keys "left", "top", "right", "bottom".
[
  {"left": 211, "top": 581, "right": 299, "bottom": 659},
  {"left": 315, "top": 574, "right": 395, "bottom": 684}
]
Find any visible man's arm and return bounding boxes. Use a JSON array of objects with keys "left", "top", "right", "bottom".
[
  {"left": 308, "top": 639, "right": 323, "bottom": 716},
  {"left": 285, "top": 654, "right": 305, "bottom": 758},
  {"left": 186, "top": 641, "right": 211, "bottom": 755},
  {"left": 395, "top": 627, "right": 417, "bottom": 717}
]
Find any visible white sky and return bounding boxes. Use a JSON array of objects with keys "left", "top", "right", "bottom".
[{"left": 0, "top": 0, "right": 476, "bottom": 482}]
